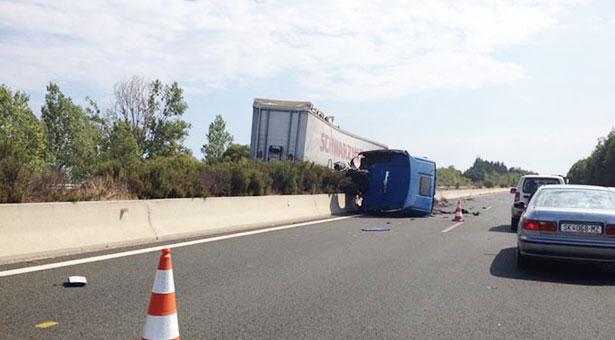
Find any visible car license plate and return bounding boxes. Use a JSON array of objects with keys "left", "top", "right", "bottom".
[{"left": 560, "top": 223, "right": 602, "bottom": 234}]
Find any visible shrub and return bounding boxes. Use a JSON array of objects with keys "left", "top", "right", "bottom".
[
  {"left": 247, "top": 170, "right": 265, "bottom": 196},
  {"left": 3, "top": 149, "right": 349, "bottom": 202},
  {"left": 26, "top": 170, "right": 69, "bottom": 202},
  {"left": 202, "top": 162, "right": 232, "bottom": 196},
  {"left": 230, "top": 164, "right": 250, "bottom": 196},
  {"left": 140, "top": 155, "right": 204, "bottom": 198},
  {"left": 0, "top": 143, "right": 31, "bottom": 203}
]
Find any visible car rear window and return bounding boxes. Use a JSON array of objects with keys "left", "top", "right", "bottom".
[
  {"left": 522, "top": 178, "right": 561, "bottom": 193},
  {"left": 534, "top": 189, "right": 615, "bottom": 210}
]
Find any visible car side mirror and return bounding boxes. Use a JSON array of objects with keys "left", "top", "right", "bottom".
[{"left": 510, "top": 188, "right": 517, "bottom": 194}]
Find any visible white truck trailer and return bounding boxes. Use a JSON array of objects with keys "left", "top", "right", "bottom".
[{"left": 250, "top": 98, "right": 387, "bottom": 167}]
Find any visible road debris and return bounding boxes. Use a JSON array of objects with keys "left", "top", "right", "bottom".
[
  {"left": 438, "top": 199, "right": 450, "bottom": 207},
  {"left": 35, "top": 321, "right": 58, "bottom": 329},
  {"left": 64, "top": 276, "right": 87, "bottom": 287},
  {"left": 433, "top": 202, "right": 483, "bottom": 217},
  {"left": 362, "top": 227, "right": 391, "bottom": 232}
]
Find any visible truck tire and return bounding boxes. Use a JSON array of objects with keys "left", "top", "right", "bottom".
[{"left": 511, "top": 217, "right": 519, "bottom": 232}]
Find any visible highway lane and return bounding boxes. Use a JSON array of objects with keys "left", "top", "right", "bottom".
[{"left": 3, "top": 193, "right": 615, "bottom": 339}]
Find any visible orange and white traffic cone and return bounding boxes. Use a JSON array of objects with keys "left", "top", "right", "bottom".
[
  {"left": 142, "top": 248, "right": 180, "bottom": 340},
  {"left": 453, "top": 200, "right": 464, "bottom": 222}
]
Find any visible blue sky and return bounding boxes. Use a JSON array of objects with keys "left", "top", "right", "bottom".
[{"left": 1, "top": 0, "right": 614, "bottom": 175}]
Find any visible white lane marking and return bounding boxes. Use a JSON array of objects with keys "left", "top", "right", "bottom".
[
  {"left": 442, "top": 222, "right": 464, "bottom": 233},
  {"left": 484, "top": 206, "right": 492, "bottom": 211},
  {"left": 0, "top": 215, "right": 360, "bottom": 278}
]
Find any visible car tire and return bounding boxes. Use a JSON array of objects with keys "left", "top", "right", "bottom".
[
  {"left": 517, "top": 247, "right": 529, "bottom": 268},
  {"left": 511, "top": 217, "right": 519, "bottom": 232}
]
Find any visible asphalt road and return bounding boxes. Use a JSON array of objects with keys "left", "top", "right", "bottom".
[{"left": 3, "top": 193, "right": 615, "bottom": 339}]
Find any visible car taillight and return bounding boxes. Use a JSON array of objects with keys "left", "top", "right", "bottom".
[
  {"left": 606, "top": 224, "right": 615, "bottom": 235},
  {"left": 541, "top": 221, "right": 558, "bottom": 232},
  {"left": 523, "top": 219, "right": 557, "bottom": 232},
  {"left": 514, "top": 192, "right": 520, "bottom": 202}
]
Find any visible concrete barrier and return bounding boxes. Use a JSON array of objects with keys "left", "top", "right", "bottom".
[
  {"left": 435, "top": 187, "right": 509, "bottom": 201},
  {"left": 0, "top": 200, "right": 154, "bottom": 264},
  {"left": 0, "top": 188, "right": 504, "bottom": 264},
  {"left": 148, "top": 194, "right": 352, "bottom": 240},
  {"left": 0, "top": 194, "right": 354, "bottom": 264}
]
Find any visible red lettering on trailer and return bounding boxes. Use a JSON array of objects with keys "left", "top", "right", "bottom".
[
  {"left": 320, "top": 133, "right": 363, "bottom": 161},
  {"left": 320, "top": 134, "right": 328, "bottom": 152}
]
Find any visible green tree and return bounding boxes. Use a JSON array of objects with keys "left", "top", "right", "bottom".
[
  {"left": 222, "top": 144, "right": 250, "bottom": 162},
  {"left": 144, "top": 80, "right": 191, "bottom": 158},
  {"left": 567, "top": 158, "right": 588, "bottom": 184},
  {"left": 105, "top": 121, "right": 141, "bottom": 164},
  {"left": 463, "top": 157, "right": 508, "bottom": 183},
  {"left": 567, "top": 129, "right": 615, "bottom": 186},
  {"left": 201, "top": 114, "right": 233, "bottom": 162},
  {"left": 436, "top": 166, "right": 471, "bottom": 188},
  {"left": 110, "top": 76, "right": 191, "bottom": 159},
  {"left": 463, "top": 157, "right": 533, "bottom": 187},
  {"left": 41, "top": 83, "right": 102, "bottom": 181},
  {"left": 0, "top": 84, "right": 46, "bottom": 170}
]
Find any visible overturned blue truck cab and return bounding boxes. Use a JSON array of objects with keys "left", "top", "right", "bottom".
[{"left": 348, "top": 150, "right": 436, "bottom": 216}]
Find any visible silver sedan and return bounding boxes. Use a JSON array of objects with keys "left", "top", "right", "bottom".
[{"left": 517, "top": 184, "right": 615, "bottom": 267}]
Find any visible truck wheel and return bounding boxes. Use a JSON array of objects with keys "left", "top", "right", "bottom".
[{"left": 511, "top": 217, "right": 519, "bottom": 232}]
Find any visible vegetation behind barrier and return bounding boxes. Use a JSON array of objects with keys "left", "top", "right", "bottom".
[
  {"left": 0, "top": 148, "right": 352, "bottom": 203},
  {"left": 437, "top": 158, "right": 534, "bottom": 189},
  {"left": 0, "top": 81, "right": 354, "bottom": 203},
  {"left": 567, "top": 129, "right": 615, "bottom": 186},
  {"left": 1, "top": 80, "right": 539, "bottom": 203}
]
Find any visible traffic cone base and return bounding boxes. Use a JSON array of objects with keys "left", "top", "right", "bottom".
[{"left": 142, "top": 314, "right": 180, "bottom": 340}]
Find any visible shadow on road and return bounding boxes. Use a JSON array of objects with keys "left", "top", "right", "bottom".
[
  {"left": 488, "top": 224, "right": 513, "bottom": 233},
  {"left": 353, "top": 211, "right": 431, "bottom": 219},
  {"left": 490, "top": 247, "right": 615, "bottom": 286}
]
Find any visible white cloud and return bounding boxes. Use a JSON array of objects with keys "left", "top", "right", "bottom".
[{"left": 0, "top": 0, "right": 585, "bottom": 100}]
